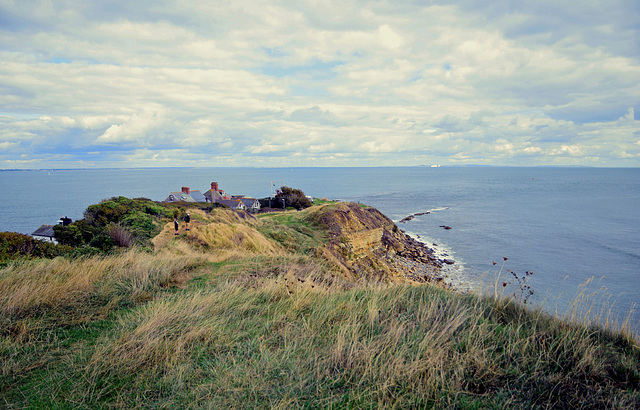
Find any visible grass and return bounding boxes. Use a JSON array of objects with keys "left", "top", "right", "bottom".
[
  {"left": 257, "top": 210, "right": 328, "bottom": 256},
  {"left": 3, "top": 277, "right": 638, "bottom": 408},
  {"left": 1, "top": 203, "right": 639, "bottom": 408}
]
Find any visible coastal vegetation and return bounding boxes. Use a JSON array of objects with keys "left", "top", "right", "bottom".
[
  {"left": 259, "top": 185, "right": 314, "bottom": 210},
  {"left": 0, "top": 232, "right": 72, "bottom": 266},
  {"left": 1, "top": 196, "right": 639, "bottom": 408}
]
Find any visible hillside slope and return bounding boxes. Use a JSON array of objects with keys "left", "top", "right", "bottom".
[{"left": 1, "top": 200, "right": 638, "bottom": 408}]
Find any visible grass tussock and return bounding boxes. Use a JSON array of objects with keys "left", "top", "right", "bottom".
[{"left": 187, "top": 222, "right": 282, "bottom": 255}]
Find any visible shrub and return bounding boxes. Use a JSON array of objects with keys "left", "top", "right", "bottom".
[
  {"left": 84, "top": 196, "right": 133, "bottom": 227},
  {"left": 0, "top": 231, "right": 70, "bottom": 263},
  {"left": 89, "top": 233, "right": 115, "bottom": 251},
  {"left": 121, "top": 210, "right": 157, "bottom": 239},
  {"left": 55, "top": 197, "right": 175, "bottom": 250},
  {"left": 84, "top": 197, "right": 174, "bottom": 229},
  {"left": 53, "top": 224, "right": 84, "bottom": 247},
  {"left": 275, "top": 186, "right": 312, "bottom": 210}
]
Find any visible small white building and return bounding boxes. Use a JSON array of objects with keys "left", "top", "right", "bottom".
[
  {"left": 215, "top": 199, "right": 246, "bottom": 211},
  {"left": 239, "top": 198, "right": 261, "bottom": 213},
  {"left": 31, "top": 225, "right": 57, "bottom": 244}
]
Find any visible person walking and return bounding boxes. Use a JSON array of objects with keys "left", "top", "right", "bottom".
[
  {"left": 184, "top": 213, "right": 191, "bottom": 231},
  {"left": 174, "top": 217, "right": 179, "bottom": 235}
]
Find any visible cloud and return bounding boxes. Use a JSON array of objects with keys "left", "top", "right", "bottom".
[
  {"left": 620, "top": 107, "right": 636, "bottom": 122},
  {"left": 0, "top": 0, "right": 639, "bottom": 168},
  {"left": 0, "top": 141, "right": 19, "bottom": 151},
  {"left": 288, "top": 106, "right": 345, "bottom": 126}
]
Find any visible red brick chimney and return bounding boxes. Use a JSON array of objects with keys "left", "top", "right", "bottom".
[
  {"left": 181, "top": 186, "right": 190, "bottom": 194},
  {"left": 211, "top": 182, "right": 218, "bottom": 192}
]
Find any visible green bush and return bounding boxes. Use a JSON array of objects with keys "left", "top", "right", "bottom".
[
  {"left": 141, "top": 201, "right": 174, "bottom": 218},
  {"left": 0, "top": 231, "right": 70, "bottom": 263},
  {"left": 58, "top": 197, "right": 176, "bottom": 250},
  {"left": 89, "top": 233, "right": 115, "bottom": 251},
  {"left": 53, "top": 224, "right": 84, "bottom": 247},
  {"left": 275, "top": 186, "right": 312, "bottom": 210},
  {"left": 121, "top": 210, "right": 157, "bottom": 239},
  {"left": 84, "top": 196, "right": 133, "bottom": 227}
]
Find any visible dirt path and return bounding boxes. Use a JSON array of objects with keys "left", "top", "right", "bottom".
[{"left": 151, "top": 209, "right": 208, "bottom": 252}]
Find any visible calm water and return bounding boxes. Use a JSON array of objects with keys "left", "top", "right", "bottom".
[{"left": 1, "top": 167, "right": 639, "bottom": 332}]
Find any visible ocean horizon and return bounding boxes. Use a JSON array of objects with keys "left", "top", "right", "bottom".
[{"left": 1, "top": 166, "right": 639, "bottom": 333}]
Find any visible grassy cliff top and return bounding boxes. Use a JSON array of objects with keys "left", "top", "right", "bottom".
[{"left": 1, "top": 199, "right": 639, "bottom": 408}]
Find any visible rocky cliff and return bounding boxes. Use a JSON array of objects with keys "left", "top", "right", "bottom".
[{"left": 313, "top": 203, "right": 446, "bottom": 284}]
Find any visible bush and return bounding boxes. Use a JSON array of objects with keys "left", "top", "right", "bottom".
[
  {"left": 89, "top": 233, "right": 115, "bottom": 251},
  {"left": 84, "top": 196, "right": 133, "bottom": 227},
  {"left": 84, "top": 197, "right": 174, "bottom": 229},
  {"left": 275, "top": 186, "right": 312, "bottom": 210},
  {"left": 53, "top": 224, "right": 84, "bottom": 247},
  {"left": 0, "top": 231, "right": 70, "bottom": 263},
  {"left": 121, "top": 210, "right": 157, "bottom": 239},
  {"left": 56, "top": 197, "right": 176, "bottom": 251}
]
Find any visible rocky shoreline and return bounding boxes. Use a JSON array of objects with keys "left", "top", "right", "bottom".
[{"left": 317, "top": 203, "right": 455, "bottom": 287}]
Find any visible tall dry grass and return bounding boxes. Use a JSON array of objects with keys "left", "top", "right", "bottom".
[
  {"left": 560, "top": 276, "right": 638, "bottom": 339},
  {"left": 0, "top": 249, "right": 204, "bottom": 326},
  {"left": 187, "top": 222, "right": 282, "bottom": 255},
  {"left": 490, "top": 258, "right": 638, "bottom": 342},
  {"left": 73, "top": 280, "right": 639, "bottom": 408},
  {"left": 106, "top": 223, "right": 135, "bottom": 248}
]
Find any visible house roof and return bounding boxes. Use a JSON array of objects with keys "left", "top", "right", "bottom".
[
  {"left": 32, "top": 224, "right": 55, "bottom": 237},
  {"left": 239, "top": 198, "right": 260, "bottom": 208},
  {"left": 165, "top": 192, "right": 196, "bottom": 202},
  {"left": 216, "top": 199, "right": 246, "bottom": 209},
  {"left": 164, "top": 190, "right": 205, "bottom": 203},
  {"left": 204, "top": 189, "right": 229, "bottom": 201},
  {"left": 189, "top": 190, "right": 206, "bottom": 202}
]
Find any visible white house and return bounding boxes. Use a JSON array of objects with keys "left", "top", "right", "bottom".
[{"left": 31, "top": 225, "right": 57, "bottom": 244}]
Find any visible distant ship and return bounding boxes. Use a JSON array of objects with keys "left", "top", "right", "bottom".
[{"left": 430, "top": 164, "right": 440, "bottom": 168}]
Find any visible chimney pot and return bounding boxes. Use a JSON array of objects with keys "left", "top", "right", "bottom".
[
  {"left": 211, "top": 182, "right": 218, "bottom": 191},
  {"left": 182, "top": 186, "right": 190, "bottom": 194}
]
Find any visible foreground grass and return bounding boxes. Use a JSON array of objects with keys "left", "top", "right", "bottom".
[{"left": 2, "top": 262, "right": 638, "bottom": 408}]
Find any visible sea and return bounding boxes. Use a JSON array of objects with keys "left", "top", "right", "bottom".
[{"left": 1, "top": 167, "right": 639, "bottom": 334}]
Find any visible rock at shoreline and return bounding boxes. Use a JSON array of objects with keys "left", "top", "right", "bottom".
[
  {"left": 439, "top": 225, "right": 452, "bottom": 230},
  {"left": 398, "top": 211, "right": 430, "bottom": 223}
]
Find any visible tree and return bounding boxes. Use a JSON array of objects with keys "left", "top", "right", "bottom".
[{"left": 275, "top": 186, "right": 312, "bottom": 210}]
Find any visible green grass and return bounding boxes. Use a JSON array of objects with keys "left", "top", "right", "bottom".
[
  {"left": 310, "top": 198, "right": 339, "bottom": 206},
  {"left": 257, "top": 209, "right": 328, "bottom": 256}
]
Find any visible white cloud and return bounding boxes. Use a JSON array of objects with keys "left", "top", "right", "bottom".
[
  {"left": 0, "top": 141, "right": 19, "bottom": 151},
  {"left": 97, "top": 111, "right": 161, "bottom": 144},
  {"left": 0, "top": 0, "right": 638, "bottom": 168},
  {"left": 377, "top": 25, "right": 404, "bottom": 49}
]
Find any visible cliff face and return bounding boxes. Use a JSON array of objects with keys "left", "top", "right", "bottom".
[{"left": 314, "top": 203, "right": 444, "bottom": 283}]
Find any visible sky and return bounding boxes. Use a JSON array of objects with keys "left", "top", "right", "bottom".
[{"left": 0, "top": 0, "right": 639, "bottom": 168}]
